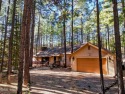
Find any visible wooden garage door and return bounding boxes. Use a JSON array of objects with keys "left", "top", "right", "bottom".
[{"left": 77, "top": 58, "right": 107, "bottom": 74}]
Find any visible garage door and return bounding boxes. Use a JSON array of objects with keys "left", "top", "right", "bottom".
[{"left": 77, "top": 58, "right": 107, "bottom": 74}]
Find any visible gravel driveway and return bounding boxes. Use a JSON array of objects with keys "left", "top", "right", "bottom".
[{"left": 30, "top": 67, "right": 119, "bottom": 94}]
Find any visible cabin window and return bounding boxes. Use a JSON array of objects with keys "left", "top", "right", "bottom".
[{"left": 88, "top": 46, "right": 91, "bottom": 50}]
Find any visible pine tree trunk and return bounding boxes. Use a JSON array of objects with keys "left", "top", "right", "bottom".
[
  {"left": 17, "top": 0, "right": 28, "bottom": 93},
  {"left": 7, "top": 0, "right": 17, "bottom": 84},
  {"left": 112, "top": 0, "right": 124, "bottom": 93},
  {"left": 37, "top": 15, "right": 40, "bottom": 48},
  {"left": 96, "top": 0, "right": 105, "bottom": 93},
  {"left": 0, "top": 1, "right": 9, "bottom": 82},
  {"left": 0, "top": 0, "right": 10, "bottom": 73},
  {"left": 40, "top": 34, "right": 43, "bottom": 47},
  {"left": 29, "top": 0, "right": 35, "bottom": 68},
  {"left": 71, "top": 0, "right": 74, "bottom": 53},
  {"left": 50, "top": 26, "right": 53, "bottom": 47},
  {"left": 81, "top": 17, "right": 83, "bottom": 44},
  {"left": 122, "top": 0, "right": 125, "bottom": 56},
  {"left": 77, "top": 31, "right": 79, "bottom": 44},
  {"left": 35, "top": 35, "right": 37, "bottom": 54},
  {"left": 63, "top": 0, "right": 66, "bottom": 68},
  {"left": 24, "top": 0, "right": 32, "bottom": 86},
  {"left": 0, "top": 25, "right": 4, "bottom": 62},
  {"left": 87, "top": 33, "right": 90, "bottom": 42},
  {"left": 106, "top": 25, "right": 110, "bottom": 50},
  {"left": 61, "top": 30, "right": 63, "bottom": 47},
  {"left": 122, "top": 0, "right": 125, "bottom": 28},
  {"left": 0, "top": 0, "right": 2, "bottom": 11}
]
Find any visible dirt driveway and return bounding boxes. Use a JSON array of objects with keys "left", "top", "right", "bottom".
[{"left": 30, "top": 67, "right": 118, "bottom": 94}]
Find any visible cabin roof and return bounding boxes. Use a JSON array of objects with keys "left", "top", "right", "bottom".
[
  {"left": 36, "top": 45, "right": 81, "bottom": 57},
  {"left": 35, "top": 42, "right": 115, "bottom": 57}
]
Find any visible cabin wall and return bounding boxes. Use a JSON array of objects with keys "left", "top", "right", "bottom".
[
  {"left": 73, "top": 45, "right": 107, "bottom": 58},
  {"left": 71, "top": 45, "right": 107, "bottom": 71},
  {"left": 107, "top": 55, "right": 115, "bottom": 75},
  {"left": 56, "top": 56, "right": 60, "bottom": 61},
  {"left": 60, "top": 54, "right": 71, "bottom": 67},
  {"left": 49, "top": 56, "right": 61, "bottom": 65},
  {"left": 71, "top": 45, "right": 115, "bottom": 75},
  {"left": 71, "top": 57, "right": 77, "bottom": 71},
  {"left": 66, "top": 54, "right": 71, "bottom": 67},
  {"left": 49, "top": 56, "right": 54, "bottom": 64}
]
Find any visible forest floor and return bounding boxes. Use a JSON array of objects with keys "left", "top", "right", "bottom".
[
  {"left": 30, "top": 66, "right": 119, "bottom": 94},
  {"left": 0, "top": 83, "right": 29, "bottom": 94},
  {"left": 0, "top": 72, "right": 29, "bottom": 94},
  {"left": 0, "top": 66, "right": 122, "bottom": 94}
]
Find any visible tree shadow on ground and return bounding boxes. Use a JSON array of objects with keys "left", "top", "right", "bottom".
[{"left": 30, "top": 68, "right": 118, "bottom": 94}]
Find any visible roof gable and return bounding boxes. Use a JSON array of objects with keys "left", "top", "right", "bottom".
[{"left": 72, "top": 42, "right": 115, "bottom": 56}]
